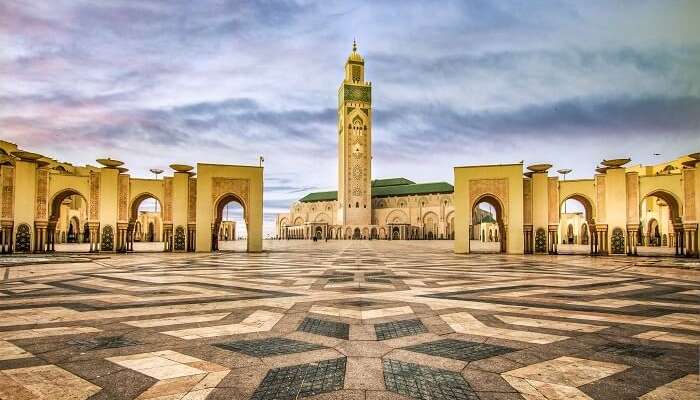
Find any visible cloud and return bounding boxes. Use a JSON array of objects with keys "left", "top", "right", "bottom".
[{"left": 2, "top": 0, "right": 699, "bottom": 236}]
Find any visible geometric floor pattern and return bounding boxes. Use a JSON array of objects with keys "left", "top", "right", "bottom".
[{"left": 0, "top": 240, "right": 698, "bottom": 399}]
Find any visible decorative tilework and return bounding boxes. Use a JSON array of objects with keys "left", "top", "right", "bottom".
[
  {"left": 214, "top": 337, "right": 325, "bottom": 357},
  {"left": 383, "top": 359, "right": 478, "bottom": 400},
  {"left": 375, "top": 319, "right": 428, "bottom": 340},
  {"left": 402, "top": 339, "right": 514, "bottom": 362},
  {"left": 298, "top": 317, "right": 350, "bottom": 340},
  {"left": 250, "top": 357, "right": 346, "bottom": 400}
]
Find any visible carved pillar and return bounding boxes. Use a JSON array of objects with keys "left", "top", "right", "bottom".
[
  {"left": 594, "top": 225, "right": 608, "bottom": 255},
  {"left": 187, "top": 223, "right": 196, "bottom": 252},
  {"left": 163, "top": 223, "right": 173, "bottom": 252},
  {"left": 116, "top": 222, "right": 128, "bottom": 253},
  {"left": 683, "top": 223, "right": 697, "bottom": 257},
  {"left": 46, "top": 221, "right": 57, "bottom": 252},
  {"left": 673, "top": 223, "right": 684, "bottom": 256},
  {"left": 627, "top": 224, "right": 638, "bottom": 256},
  {"left": 88, "top": 222, "right": 100, "bottom": 252},
  {"left": 33, "top": 222, "right": 47, "bottom": 253},
  {"left": 523, "top": 225, "right": 533, "bottom": 254},
  {"left": 1, "top": 222, "right": 13, "bottom": 253},
  {"left": 548, "top": 225, "right": 558, "bottom": 254}
]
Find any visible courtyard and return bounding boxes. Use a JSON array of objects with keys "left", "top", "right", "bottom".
[{"left": 0, "top": 241, "right": 698, "bottom": 400}]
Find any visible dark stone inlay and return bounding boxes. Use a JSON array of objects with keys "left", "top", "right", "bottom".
[
  {"left": 67, "top": 336, "right": 141, "bottom": 351},
  {"left": 383, "top": 359, "right": 478, "bottom": 400},
  {"left": 298, "top": 317, "right": 349, "bottom": 340},
  {"left": 597, "top": 342, "right": 666, "bottom": 359},
  {"left": 375, "top": 319, "right": 428, "bottom": 341},
  {"left": 214, "top": 337, "right": 325, "bottom": 357},
  {"left": 402, "top": 339, "right": 515, "bottom": 362},
  {"left": 343, "top": 300, "right": 378, "bottom": 307},
  {"left": 250, "top": 357, "right": 346, "bottom": 400}
]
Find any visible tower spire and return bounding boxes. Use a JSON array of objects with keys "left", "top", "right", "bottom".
[{"left": 352, "top": 38, "right": 357, "bottom": 52}]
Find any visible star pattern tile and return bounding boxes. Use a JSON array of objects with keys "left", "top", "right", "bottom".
[{"left": 0, "top": 240, "right": 697, "bottom": 399}]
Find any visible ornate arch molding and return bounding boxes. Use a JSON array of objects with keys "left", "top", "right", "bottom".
[
  {"left": 469, "top": 179, "right": 508, "bottom": 225},
  {"left": 560, "top": 193, "right": 596, "bottom": 223},
  {"left": 211, "top": 178, "right": 250, "bottom": 222},
  {"left": 641, "top": 189, "right": 683, "bottom": 222},
  {"left": 314, "top": 213, "right": 330, "bottom": 223},
  {"left": 48, "top": 189, "right": 89, "bottom": 222},
  {"left": 129, "top": 192, "right": 163, "bottom": 221},
  {"left": 385, "top": 209, "right": 409, "bottom": 225}
]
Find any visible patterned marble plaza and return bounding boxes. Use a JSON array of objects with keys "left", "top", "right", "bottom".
[{"left": 0, "top": 241, "right": 698, "bottom": 400}]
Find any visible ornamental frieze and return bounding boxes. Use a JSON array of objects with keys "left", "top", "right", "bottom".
[
  {"left": 35, "top": 168, "right": 48, "bottom": 220},
  {"left": 118, "top": 174, "right": 129, "bottom": 221},
  {"left": 547, "top": 177, "right": 558, "bottom": 225},
  {"left": 343, "top": 84, "right": 371, "bottom": 103},
  {"left": 469, "top": 178, "right": 508, "bottom": 223},
  {"left": 89, "top": 171, "right": 100, "bottom": 220},
  {"left": 595, "top": 175, "right": 606, "bottom": 223},
  {"left": 212, "top": 178, "right": 250, "bottom": 218},
  {"left": 188, "top": 178, "right": 197, "bottom": 223},
  {"left": 163, "top": 178, "right": 173, "bottom": 222},
  {"left": 626, "top": 173, "right": 639, "bottom": 224},
  {"left": 683, "top": 169, "right": 696, "bottom": 221},
  {"left": 1, "top": 166, "right": 14, "bottom": 220}
]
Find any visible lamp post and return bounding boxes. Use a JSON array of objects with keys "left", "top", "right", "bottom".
[
  {"left": 557, "top": 169, "right": 572, "bottom": 213},
  {"left": 149, "top": 168, "right": 163, "bottom": 212}
]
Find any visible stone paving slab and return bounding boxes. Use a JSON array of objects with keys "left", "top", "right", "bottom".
[{"left": 0, "top": 240, "right": 698, "bottom": 399}]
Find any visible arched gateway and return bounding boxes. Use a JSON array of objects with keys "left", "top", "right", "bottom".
[
  {"left": 454, "top": 155, "right": 700, "bottom": 257},
  {"left": 0, "top": 147, "right": 264, "bottom": 253}
]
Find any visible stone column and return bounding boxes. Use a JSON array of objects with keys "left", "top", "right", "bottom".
[
  {"left": 683, "top": 224, "right": 697, "bottom": 257},
  {"left": 187, "top": 224, "right": 196, "bottom": 252},
  {"left": 88, "top": 222, "right": 99, "bottom": 252},
  {"left": 673, "top": 223, "right": 683, "bottom": 256},
  {"left": 34, "top": 222, "right": 47, "bottom": 253}
]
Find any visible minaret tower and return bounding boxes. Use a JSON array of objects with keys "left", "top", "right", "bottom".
[{"left": 337, "top": 40, "right": 372, "bottom": 227}]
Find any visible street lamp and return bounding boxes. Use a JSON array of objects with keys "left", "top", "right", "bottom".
[
  {"left": 149, "top": 168, "right": 163, "bottom": 212},
  {"left": 557, "top": 169, "right": 572, "bottom": 213}
]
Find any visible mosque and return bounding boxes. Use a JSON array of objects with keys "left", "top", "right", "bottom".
[
  {"left": 276, "top": 42, "right": 699, "bottom": 259},
  {"left": 276, "top": 42, "right": 464, "bottom": 241}
]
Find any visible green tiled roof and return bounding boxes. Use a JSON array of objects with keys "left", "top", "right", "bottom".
[
  {"left": 372, "top": 181, "right": 454, "bottom": 198},
  {"left": 299, "top": 190, "right": 338, "bottom": 202},
  {"left": 371, "top": 178, "right": 415, "bottom": 187},
  {"left": 299, "top": 179, "right": 454, "bottom": 202}
]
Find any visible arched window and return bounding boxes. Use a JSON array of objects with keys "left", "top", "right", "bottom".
[{"left": 355, "top": 201, "right": 359, "bottom": 208}]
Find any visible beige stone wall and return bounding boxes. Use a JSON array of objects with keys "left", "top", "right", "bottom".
[{"left": 278, "top": 193, "right": 455, "bottom": 240}]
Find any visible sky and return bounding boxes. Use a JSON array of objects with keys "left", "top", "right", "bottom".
[{"left": 2, "top": 1, "right": 699, "bottom": 236}]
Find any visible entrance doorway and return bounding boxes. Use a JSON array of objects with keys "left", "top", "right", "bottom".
[
  {"left": 470, "top": 196, "right": 504, "bottom": 253},
  {"left": 213, "top": 194, "right": 247, "bottom": 252},
  {"left": 129, "top": 194, "right": 163, "bottom": 252},
  {"left": 558, "top": 195, "right": 594, "bottom": 255}
]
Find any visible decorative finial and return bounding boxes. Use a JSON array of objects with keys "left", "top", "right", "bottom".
[{"left": 352, "top": 38, "right": 357, "bottom": 52}]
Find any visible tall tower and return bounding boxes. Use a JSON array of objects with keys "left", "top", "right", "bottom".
[{"left": 337, "top": 40, "right": 372, "bottom": 227}]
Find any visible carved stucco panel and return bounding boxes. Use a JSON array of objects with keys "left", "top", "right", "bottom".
[
  {"left": 89, "top": 171, "right": 100, "bottom": 221},
  {"left": 1, "top": 166, "right": 15, "bottom": 220},
  {"left": 684, "top": 169, "right": 696, "bottom": 221},
  {"left": 212, "top": 177, "right": 250, "bottom": 221},
  {"left": 34, "top": 168, "right": 49, "bottom": 221},
  {"left": 547, "top": 177, "right": 559, "bottom": 224},
  {"left": 163, "top": 178, "right": 173, "bottom": 222},
  {"left": 469, "top": 178, "right": 508, "bottom": 224},
  {"left": 523, "top": 179, "right": 532, "bottom": 225},
  {"left": 595, "top": 175, "right": 606, "bottom": 223},
  {"left": 626, "top": 173, "right": 639, "bottom": 224},
  {"left": 188, "top": 178, "right": 197, "bottom": 223},
  {"left": 118, "top": 174, "right": 129, "bottom": 222}
]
